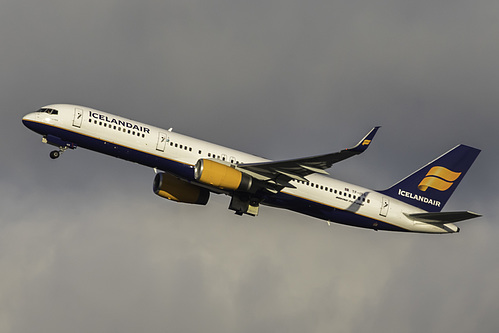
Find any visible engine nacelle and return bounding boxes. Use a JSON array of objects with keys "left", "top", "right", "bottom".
[
  {"left": 153, "top": 172, "right": 210, "bottom": 205},
  {"left": 194, "top": 159, "right": 253, "bottom": 191}
]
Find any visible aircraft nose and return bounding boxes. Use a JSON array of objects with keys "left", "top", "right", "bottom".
[{"left": 22, "top": 112, "right": 37, "bottom": 129}]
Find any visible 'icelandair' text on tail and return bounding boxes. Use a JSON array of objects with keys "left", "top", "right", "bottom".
[{"left": 398, "top": 189, "right": 441, "bottom": 207}]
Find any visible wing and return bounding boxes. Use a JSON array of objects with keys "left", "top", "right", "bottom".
[{"left": 236, "top": 126, "right": 380, "bottom": 187}]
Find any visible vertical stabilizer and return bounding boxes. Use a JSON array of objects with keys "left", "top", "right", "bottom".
[{"left": 380, "top": 145, "right": 480, "bottom": 212}]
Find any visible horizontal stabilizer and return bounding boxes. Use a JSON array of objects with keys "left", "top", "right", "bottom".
[{"left": 405, "top": 211, "right": 481, "bottom": 224}]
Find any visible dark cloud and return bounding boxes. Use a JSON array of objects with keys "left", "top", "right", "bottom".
[{"left": 2, "top": 0, "right": 499, "bottom": 332}]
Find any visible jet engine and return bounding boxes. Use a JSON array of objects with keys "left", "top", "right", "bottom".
[
  {"left": 194, "top": 159, "right": 253, "bottom": 191},
  {"left": 153, "top": 172, "right": 210, "bottom": 205}
]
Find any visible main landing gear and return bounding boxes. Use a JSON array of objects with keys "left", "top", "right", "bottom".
[{"left": 229, "top": 194, "right": 261, "bottom": 217}]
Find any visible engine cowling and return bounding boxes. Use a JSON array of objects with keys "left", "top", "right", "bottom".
[
  {"left": 194, "top": 159, "right": 252, "bottom": 191},
  {"left": 153, "top": 172, "right": 210, "bottom": 205}
]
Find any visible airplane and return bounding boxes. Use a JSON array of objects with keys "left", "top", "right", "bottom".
[{"left": 22, "top": 104, "right": 481, "bottom": 233}]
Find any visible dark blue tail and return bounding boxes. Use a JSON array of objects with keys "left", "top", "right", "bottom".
[{"left": 380, "top": 145, "right": 480, "bottom": 212}]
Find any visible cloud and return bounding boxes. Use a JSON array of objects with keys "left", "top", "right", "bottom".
[{"left": 2, "top": 0, "right": 499, "bottom": 332}]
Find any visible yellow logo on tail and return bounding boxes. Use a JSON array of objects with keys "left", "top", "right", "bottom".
[
  {"left": 362, "top": 139, "right": 371, "bottom": 146},
  {"left": 418, "top": 166, "right": 461, "bottom": 192}
]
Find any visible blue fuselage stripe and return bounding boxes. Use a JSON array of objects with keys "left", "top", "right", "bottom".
[
  {"left": 263, "top": 192, "right": 407, "bottom": 232},
  {"left": 26, "top": 119, "right": 407, "bottom": 232},
  {"left": 24, "top": 120, "right": 195, "bottom": 179}
]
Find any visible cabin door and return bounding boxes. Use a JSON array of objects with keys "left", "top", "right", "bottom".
[
  {"left": 380, "top": 197, "right": 390, "bottom": 217},
  {"left": 72, "top": 108, "right": 83, "bottom": 127},
  {"left": 156, "top": 132, "right": 168, "bottom": 152}
]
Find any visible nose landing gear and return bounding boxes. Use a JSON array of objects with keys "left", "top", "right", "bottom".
[
  {"left": 49, "top": 146, "right": 69, "bottom": 159},
  {"left": 42, "top": 135, "right": 76, "bottom": 159},
  {"left": 50, "top": 150, "right": 61, "bottom": 159}
]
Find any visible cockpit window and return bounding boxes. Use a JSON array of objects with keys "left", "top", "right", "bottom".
[{"left": 36, "top": 108, "right": 59, "bottom": 115}]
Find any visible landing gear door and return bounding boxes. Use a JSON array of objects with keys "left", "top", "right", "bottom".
[
  {"left": 380, "top": 197, "right": 390, "bottom": 217},
  {"left": 73, "top": 108, "right": 83, "bottom": 128},
  {"left": 156, "top": 132, "right": 168, "bottom": 152}
]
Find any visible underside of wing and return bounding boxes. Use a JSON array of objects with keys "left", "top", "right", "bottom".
[{"left": 192, "top": 127, "right": 380, "bottom": 216}]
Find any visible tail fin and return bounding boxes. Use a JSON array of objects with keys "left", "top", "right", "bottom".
[{"left": 380, "top": 144, "right": 480, "bottom": 212}]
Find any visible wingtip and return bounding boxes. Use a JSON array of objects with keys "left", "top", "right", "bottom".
[{"left": 350, "top": 126, "right": 380, "bottom": 153}]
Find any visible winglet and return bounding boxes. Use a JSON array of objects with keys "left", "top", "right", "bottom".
[{"left": 348, "top": 126, "right": 381, "bottom": 153}]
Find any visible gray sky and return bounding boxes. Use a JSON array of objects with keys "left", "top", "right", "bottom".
[{"left": 2, "top": 0, "right": 498, "bottom": 332}]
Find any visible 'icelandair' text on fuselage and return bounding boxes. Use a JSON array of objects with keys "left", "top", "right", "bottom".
[
  {"left": 89, "top": 111, "right": 150, "bottom": 134},
  {"left": 398, "top": 189, "right": 441, "bottom": 207}
]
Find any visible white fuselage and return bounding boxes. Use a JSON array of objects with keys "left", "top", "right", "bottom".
[{"left": 22, "top": 104, "right": 460, "bottom": 233}]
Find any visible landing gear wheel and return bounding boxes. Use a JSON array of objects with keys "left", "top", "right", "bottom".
[{"left": 50, "top": 150, "right": 61, "bottom": 159}]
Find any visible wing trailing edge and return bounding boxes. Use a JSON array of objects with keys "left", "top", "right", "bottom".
[{"left": 237, "top": 126, "right": 380, "bottom": 183}]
